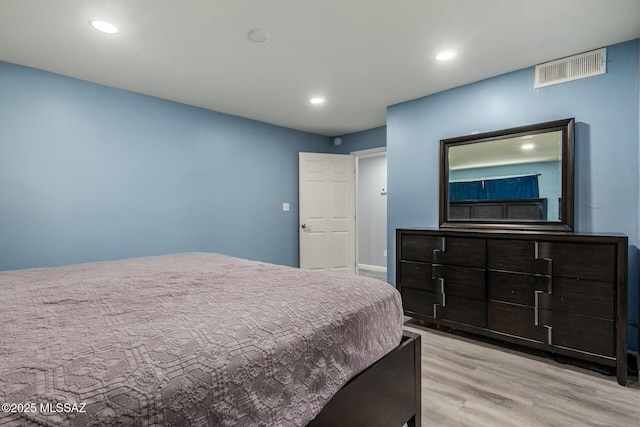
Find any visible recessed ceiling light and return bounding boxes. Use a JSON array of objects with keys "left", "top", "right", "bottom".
[
  {"left": 436, "top": 49, "right": 457, "bottom": 61},
  {"left": 248, "top": 29, "right": 269, "bottom": 43},
  {"left": 90, "top": 20, "right": 119, "bottom": 34},
  {"left": 521, "top": 143, "right": 535, "bottom": 150},
  {"left": 310, "top": 97, "right": 325, "bottom": 104}
]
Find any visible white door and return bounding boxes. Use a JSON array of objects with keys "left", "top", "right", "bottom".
[{"left": 299, "top": 152, "right": 355, "bottom": 274}]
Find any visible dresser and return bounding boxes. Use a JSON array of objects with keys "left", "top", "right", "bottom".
[{"left": 396, "top": 228, "right": 628, "bottom": 385}]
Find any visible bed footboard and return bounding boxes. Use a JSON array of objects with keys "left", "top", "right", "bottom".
[{"left": 308, "top": 330, "right": 422, "bottom": 427}]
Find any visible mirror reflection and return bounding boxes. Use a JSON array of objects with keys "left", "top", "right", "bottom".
[{"left": 448, "top": 131, "right": 562, "bottom": 221}]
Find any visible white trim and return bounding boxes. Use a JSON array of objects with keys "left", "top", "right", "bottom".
[
  {"left": 351, "top": 146, "right": 386, "bottom": 157},
  {"left": 358, "top": 263, "right": 388, "bottom": 273}
]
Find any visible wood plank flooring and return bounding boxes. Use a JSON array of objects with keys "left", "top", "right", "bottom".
[{"left": 404, "top": 320, "right": 640, "bottom": 427}]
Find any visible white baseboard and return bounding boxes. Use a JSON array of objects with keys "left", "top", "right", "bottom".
[{"left": 358, "top": 263, "right": 387, "bottom": 273}]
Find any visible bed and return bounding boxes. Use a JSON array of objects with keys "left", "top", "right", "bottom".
[{"left": 0, "top": 253, "right": 421, "bottom": 426}]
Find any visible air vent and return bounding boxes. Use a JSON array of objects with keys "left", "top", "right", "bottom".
[{"left": 534, "top": 48, "right": 606, "bottom": 88}]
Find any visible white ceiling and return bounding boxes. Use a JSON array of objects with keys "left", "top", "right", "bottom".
[{"left": 1, "top": 0, "right": 639, "bottom": 136}]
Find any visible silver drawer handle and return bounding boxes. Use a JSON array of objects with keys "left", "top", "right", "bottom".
[
  {"left": 534, "top": 290, "right": 543, "bottom": 326},
  {"left": 544, "top": 325, "right": 553, "bottom": 345},
  {"left": 432, "top": 237, "right": 446, "bottom": 263}
]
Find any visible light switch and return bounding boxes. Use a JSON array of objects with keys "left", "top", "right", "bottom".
[{"left": 282, "top": 203, "right": 290, "bottom": 212}]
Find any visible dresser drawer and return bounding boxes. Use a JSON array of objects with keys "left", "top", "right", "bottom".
[
  {"left": 400, "top": 234, "right": 441, "bottom": 263},
  {"left": 401, "top": 287, "right": 440, "bottom": 317},
  {"left": 541, "top": 277, "right": 614, "bottom": 319},
  {"left": 537, "top": 242, "right": 615, "bottom": 282},
  {"left": 539, "top": 310, "right": 615, "bottom": 357},
  {"left": 488, "top": 270, "right": 548, "bottom": 306},
  {"left": 487, "top": 301, "right": 547, "bottom": 343},
  {"left": 489, "top": 272, "right": 614, "bottom": 319},
  {"left": 435, "top": 265, "right": 486, "bottom": 300},
  {"left": 438, "top": 295, "right": 486, "bottom": 328},
  {"left": 487, "top": 240, "right": 549, "bottom": 274},
  {"left": 488, "top": 302, "right": 615, "bottom": 357},
  {"left": 400, "top": 234, "right": 486, "bottom": 267},
  {"left": 400, "top": 261, "right": 485, "bottom": 299},
  {"left": 487, "top": 239, "right": 616, "bottom": 282},
  {"left": 398, "top": 261, "right": 435, "bottom": 291}
]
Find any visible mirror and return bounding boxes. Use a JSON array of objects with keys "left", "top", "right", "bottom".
[{"left": 439, "top": 118, "right": 574, "bottom": 231}]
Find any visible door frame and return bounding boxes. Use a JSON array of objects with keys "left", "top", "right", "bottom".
[{"left": 353, "top": 147, "right": 387, "bottom": 277}]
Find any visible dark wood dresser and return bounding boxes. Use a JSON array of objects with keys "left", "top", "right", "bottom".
[{"left": 396, "top": 228, "right": 628, "bottom": 385}]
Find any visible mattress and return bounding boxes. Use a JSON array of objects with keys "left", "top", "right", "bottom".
[{"left": 0, "top": 253, "right": 403, "bottom": 426}]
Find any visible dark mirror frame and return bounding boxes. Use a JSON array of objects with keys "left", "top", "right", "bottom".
[{"left": 439, "top": 118, "right": 575, "bottom": 231}]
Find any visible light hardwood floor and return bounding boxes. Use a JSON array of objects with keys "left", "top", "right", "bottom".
[{"left": 404, "top": 320, "right": 640, "bottom": 427}]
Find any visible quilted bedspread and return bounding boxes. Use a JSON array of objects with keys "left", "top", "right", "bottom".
[{"left": 0, "top": 253, "right": 403, "bottom": 426}]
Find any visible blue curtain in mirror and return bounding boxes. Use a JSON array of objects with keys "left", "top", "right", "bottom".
[
  {"left": 449, "top": 181, "right": 484, "bottom": 201},
  {"left": 449, "top": 174, "right": 539, "bottom": 201}
]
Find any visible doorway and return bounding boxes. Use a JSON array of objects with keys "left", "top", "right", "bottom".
[{"left": 354, "top": 148, "right": 387, "bottom": 281}]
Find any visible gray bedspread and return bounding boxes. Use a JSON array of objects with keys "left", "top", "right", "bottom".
[{"left": 0, "top": 253, "right": 403, "bottom": 426}]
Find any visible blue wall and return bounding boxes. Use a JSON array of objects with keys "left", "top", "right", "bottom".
[
  {"left": 0, "top": 62, "right": 332, "bottom": 270},
  {"left": 387, "top": 39, "right": 640, "bottom": 349}
]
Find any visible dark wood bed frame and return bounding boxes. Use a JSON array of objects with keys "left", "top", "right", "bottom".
[{"left": 308, "top": 330, "right": 422, "bottom": 427}]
